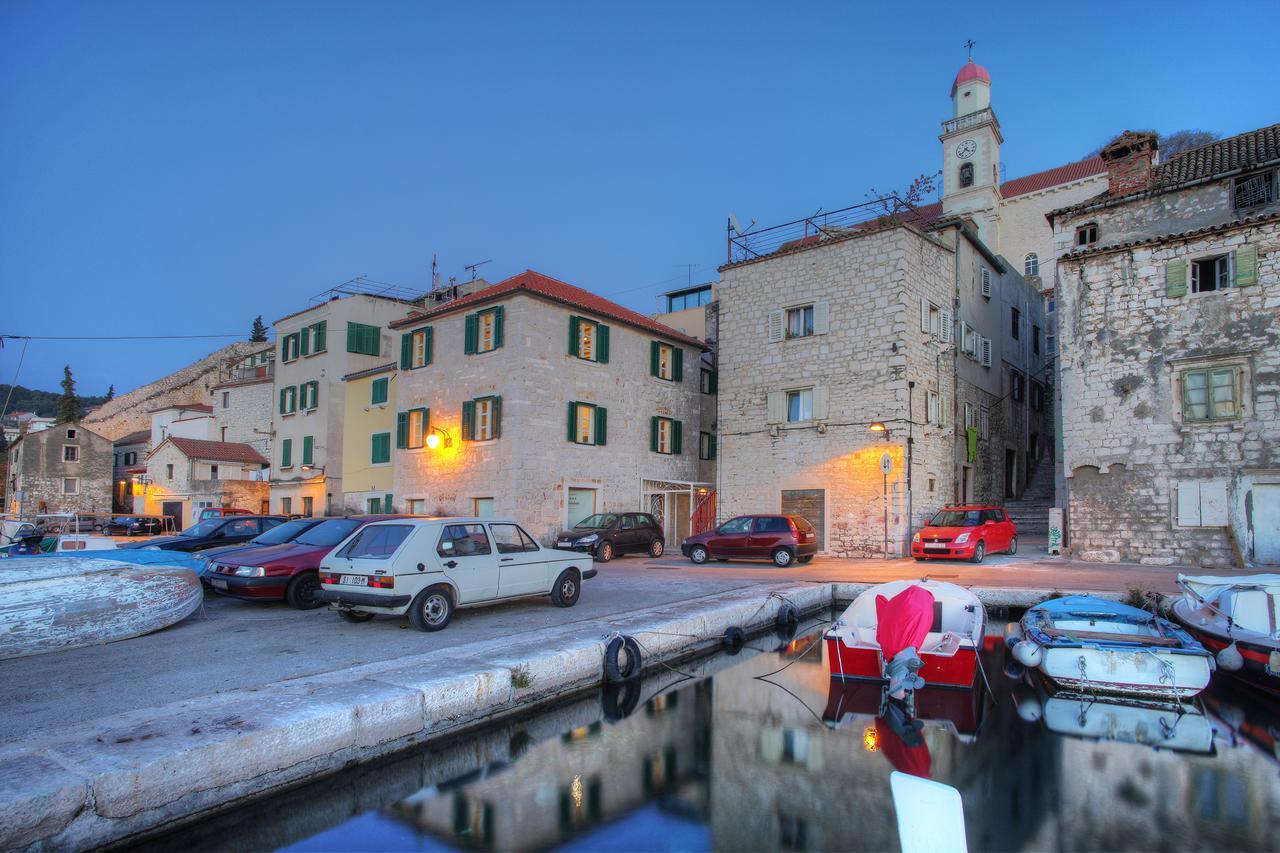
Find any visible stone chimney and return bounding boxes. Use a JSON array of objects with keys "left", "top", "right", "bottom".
[{"left": 1100, "top": 131, "right": 1159, "bottom": 196}]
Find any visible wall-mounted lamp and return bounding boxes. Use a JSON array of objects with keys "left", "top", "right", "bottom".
[
  {"left": 300, "top": 464, "right": 325, "bottom": 475},
  {"left": 868, "top": 422, "right": 889, "bottom": 439},
  {"left": 426, "top": 426, "right": 453, "bottom": 450}
]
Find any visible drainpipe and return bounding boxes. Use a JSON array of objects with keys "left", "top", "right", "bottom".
[{"left": 907, "top": 380, "right": 914, "bottom": 546}]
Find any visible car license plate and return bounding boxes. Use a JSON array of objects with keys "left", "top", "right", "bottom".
[
  {"left": 340, "top": 575, "right": 368, "bottom": 586},
  {"left": 923, "top": 543, "right": 946, "bottom": 550},
  {"left": 211, "top": 578, "right": 228, "bottom": 590},
  {"left": 557, "top": 540, "right": 573, "bottom": 548}
]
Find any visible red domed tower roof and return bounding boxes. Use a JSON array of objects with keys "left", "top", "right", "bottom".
[{"left": 951, "top": 60, "right": 991, "bottom": 94}]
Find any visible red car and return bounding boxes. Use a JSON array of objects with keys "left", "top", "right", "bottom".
[
  {"left": 682, "top": 514, "right": 819, "bottom": 567},
  {"left": 911, "top": 506, "right": 1017, "bottom": 563},
  {"left": 207, "top": 515, "right": 408, "bottom": 608}
]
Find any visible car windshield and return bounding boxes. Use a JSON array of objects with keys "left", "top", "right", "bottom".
[
  {"left": 929, "top": 510, "right": 983, "bottom": 527},
  {"left": 180, "top": 519, "right": 226, "bottom": 537},
  {"left": 296, "top": 518, "right": 363, "bottom": 547},
  {"left": 251, "top": 519, "right": 312, "bottom": 545},
  {"left": 574, "top": 514, "right": 617, "bottom": 529}
]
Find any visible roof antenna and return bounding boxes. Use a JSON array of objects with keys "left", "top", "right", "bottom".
[
  {"left": 464, "top": 260, "right": 492, "bottom": 281},
  {"left": 431, "top": 253, "right": 440, "bottom": 289}
]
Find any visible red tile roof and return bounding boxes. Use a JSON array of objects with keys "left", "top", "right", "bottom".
[
  {"left": 1000, "top": 156, "right": 1107, "bottom": 198},
  {"left": 164, "top": 437, "right": 268, "bottom": 466},
  {"left": 390, "top": 269, "right": 705, "bottom": 348}
]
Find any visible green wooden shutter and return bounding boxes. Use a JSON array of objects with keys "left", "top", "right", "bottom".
[
  {"left": 346, "top": 323, "right": 358, "bottom": 353},
  {"left": 400, "top": 333, "right": 412, "bottom": 369},
  {"left": 567, "top": 402, "right": 577, "bottom": 442},
  {"left": 493, "top": 306, "right": 505, "bottom": 348},
  {"left": 672, "top": 420, "right": 683, "bottom": 455},
  {"left": 280, "top": 338, "right": 289, "bottom": 362},
  {"left": 279, "top": 388, "right": 287, "bottom": 414},
  {"left": 464, "top": 315, "right": 478, "bottom": 354},
  {"left": 384, "top": 493, "right": 393, "bottom": 513},
  {"left": 302, "top": 436, "right": 313, "bottom": 466},
  {"left": 314, "top": 321, "right": 326, "bottom": 351},
  {"left": 709, "top": 433, "right": 717, "bottom": 459},
  {"left": 673, "top": 347, "right": 684, "bottom": 381},
  {"left": 597, "top": 324, "right": 610, "bottom": 364},
  {"left": 462, "top": 400, "right": 476, "bottom": 440},
  {"left": 1166, "top": 259, "right": 1188, "bottom": 298},
  {"left": 490, "top": 396, "right": 502, "bottom": 438},
  {"left": 595, "top": 406, "right": 607, "bottom": 446},
  {"left": 424, "top": 327, "right": 433, "bottom": 365},
  {"left": 300, "top": 326, "right": 311, "bottom": 356},
  {"left": 372, "top": 433, "right": 390, "bottom": 464},
  {"left": 650, "top": 416, "right": 659, "bottom": 452},
  {"left": 568, "top": 316, "right": 580, "bottom": 357},
  {"left": 1234, "top": 246, "right": 1258, "bottom": 287},
  {"left": 650, "top": 342, "right": 660, "bottom": 377},
  {"left": 709, "top": 369, "right": 718, "bottom": 393},
  {"left": 281, "top": 438, "right": 292, "bottom": 468},
  {"left": 396, "top": 412, "right": 409, "bottom": 449},
  {"left": 371, "top": 377, "right": 388, "bottom": 405}
]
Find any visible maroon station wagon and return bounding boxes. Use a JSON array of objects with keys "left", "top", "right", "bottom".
[{"left": 681, "top": 515, "right": 818, "bottom": 567}]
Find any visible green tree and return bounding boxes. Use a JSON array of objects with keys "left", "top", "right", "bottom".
[
  {"left": 106, "top": 384, "right": 115, "bottom": 401},
  {"left": 57, "top": 365, "right": 82, "bottom": 424},
  {"left": 250, "top": 316, "right": 268, "bottom": 342}
]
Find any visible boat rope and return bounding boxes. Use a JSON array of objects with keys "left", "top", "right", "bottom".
[
  {"left": 973, "top": 642, "right": 995, "bottom": 703},
  {"left": 753, "top": 623, "right": 831, "bottom": 680},
  {"left": 1146, "top": 648, "right": 1180, "bottom": 706},
  {"left": 1077, "top": 655, "right": 1095, "bottom": 696},
  {"left": 625, "top": 634, "right": 700, "bottom": 680}
]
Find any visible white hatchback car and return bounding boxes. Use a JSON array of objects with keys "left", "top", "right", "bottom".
[{"left": 313, "top": 517, "right": 596, "bottom": 631}]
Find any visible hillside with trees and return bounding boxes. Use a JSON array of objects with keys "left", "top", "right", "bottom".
[{"left": 0, "top": 383, "right": 109, "bottom": 418}]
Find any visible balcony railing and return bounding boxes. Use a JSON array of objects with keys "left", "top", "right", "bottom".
[
  {"left": 941, "top": 108, "right": 997, "bottom": 136},
  {"left": 726, "top": 195, "right": 925, "bottom": 265}
]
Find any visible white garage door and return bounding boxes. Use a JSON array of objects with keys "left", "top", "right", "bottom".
[{"left": 1254, "top": 484, "right": 1280, "bottom": 565}]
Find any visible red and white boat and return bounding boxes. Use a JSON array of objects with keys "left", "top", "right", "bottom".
[
  {"left": 1171, "top": 573, "right": 1280, "bottom": 698},
  {"left": 825, "top": 579, "right": 986, "bottom": 689}
]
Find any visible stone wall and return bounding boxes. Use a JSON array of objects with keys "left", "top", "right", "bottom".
[
  {"left": 1057, "top": 210, "right": 1279, "bottom": 566},
  {"left": 83, "top": 342, "right": 261, "bottom": 441},
  {"left": 393, "top": 292, "right": 703, "bottom": 543},
  {"left": 211, "top": 378, "right": 274, "bottom": 458},
  {"left": 1001, "top": 172, "right": 1108, "bottom": 293},
  {"left": 7, "top": 422, "right": 113, "bottom": 514}
]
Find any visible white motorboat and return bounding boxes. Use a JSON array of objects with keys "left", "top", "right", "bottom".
[
  {"left": 0, "top": 556, "right": 202, "bottom": 660},
  {"left": 1171, "top": 574, "right": 1280, "bottom": 698},
  {"left": 1010, "top": 595, "right": 1213, "bottom": 699}
]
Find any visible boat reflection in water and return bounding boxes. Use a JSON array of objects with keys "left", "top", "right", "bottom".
[{"left": 146, "top": 620, "right": 1280, "bottom": 853}]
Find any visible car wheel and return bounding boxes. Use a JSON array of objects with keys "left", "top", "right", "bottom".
[
  {"left": 970, "top": 541, "right": 986, "bottom": 564},
  {"left": 772, "top": 548, "right": 795, "bottom": 567},
  {"left": 689, "top": 544, "right": 709, "bottom": 564},
  {"left": 285, "top": 572, "right": 325, "bottom": 609},
  {"left": 1007, "top": 536, "right": 1018, "bottom": 556},
  {"left": 551, "top": 568, "right": 581, "bottom": 607},
  {"left": 649, "top": 538, "right": 664, "bottom": 558},
  {"left": 596, "top": 541, "right": 614, "bottom": 563},
  {"left": 339, "top": 609, "right": 375, "bottom": 623},
  {"left": 409, "top": 585, "right": 455, "bottom": 632}
]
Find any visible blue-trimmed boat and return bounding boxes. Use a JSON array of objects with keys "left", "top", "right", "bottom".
[{"left": 1007, "top": 595, "right": 1214, "bottom": 698}]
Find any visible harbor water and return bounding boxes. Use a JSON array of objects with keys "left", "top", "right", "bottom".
[{"left": 141, "top": 617, "right": 1280, "bottom": 852}]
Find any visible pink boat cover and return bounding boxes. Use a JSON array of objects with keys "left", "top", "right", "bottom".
[
  {"left": 875, "top": 585, "right": 936, "bottom": 661},
  {"left": 876, "top": 716, "right": 932, "bottom": 778}
]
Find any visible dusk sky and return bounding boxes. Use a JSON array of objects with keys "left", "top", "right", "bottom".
[{"left": 2, "top": 0, "right": 1273, "bottom": 395}]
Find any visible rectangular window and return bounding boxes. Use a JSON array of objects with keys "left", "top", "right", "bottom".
[
  {"left": 1191, "top": 254, "right": 1231, "bottom": 293},
  {"left": 568, "top": 316, "right": 609, "bottom": 363},
  {"left": 407, "top": 498, "right": 425, "bottom": 514},
  {"left": 786, "top": 389, "right": 814, "bottom": 423},
  {"left": 473, "top": 497, "right": 494, "bottom": 517},
  {"left": 367, "top": 497, "right": 381, "bottom": 514},
  {"left": 346, "top": 322, "right": 381, "bottom": 356},
  {"left": 1181, "top": 366, "right": 1241, "bottom": 422},
  {"left": 301, "top": 435, "right": 313, "bottom": 466},
  {"left": 1075, "top": 223, "right": 1098, "bottom": 247},
  {"left": 66, "top": 428, "right": 77, "bottom": 439},
  {"left": 281, "top": 438, "right": 293, "bottom": 468},
  {"left": 303, "top": 320, "right": 327, "bottom": 354},
  {"left": 961, "top": 323, "right": 976, "bottom": 357},
  {"left": 63, "top": 445, "right": 79, "bottom": 462},
  {"left": 1010, "top": 307, "right": 1020, "bottom": 340},
  {"left": 1010, "top": 371, "right": 1025, "bottom": 402},
  {"left": 166, "top": 463, "right": 174, "bottom": 479},
  {"left": 209, "top": 464, "right": 219, "bottom": 480},
  {"left": 222, "top": 391, "right": 230, "bottom": 409},
  {"left": 928, "top": 303, "right": 941, "bottom": 337},
  {"left": 1031, "top": 381, "right": 1045, "bottom": 411},
  {"left": 371, "top": 377, "right": 389, "bottom": 405},
  {"left": 700, "top": 368, "right": 716, "bottom": 394},
  {"left": 408, "top": 408, "right": 427, "bottom": 449},
  {"left": 786, "top": 305, "right": 814, "bottom": 338},
  {"left": 1234, "top": 171, "right": 1275, "bottom": 210},
  {"left": 475, "top": 398, "right": 494, "bottom": 440},
  {"left": 651, "top": 416, "right": 681, "bottom": 454},
  {"left": 926, "top": 391, "right": 940, "bottom": 425},
  {"left": 124, "top": 452, "right": 137, "bottom": 466},
  {"left": 371, "top": 431, "right": 391, "bottom": 463},
  {"left": 979, "top": 409, "right": 990, "bottom": 439},
  {"left": 665, "top": 287, "right": 711, "bottom": 312},
  {"left": 281, "top": 333, "right": 301, "bottom": 362},
  {"left": 62, "top": 477, "right": 78, "bottom": 495},
  {"left": 568, "top": 402, "right": 607, "bottom": 446},
  {"left": 300, "top": 381, "right": 319, "bottom": 411},
  {"left": 280, "top": 385, "right": 298, "bottom": 415},
  {"left": 462, "top": 397, "right": 502, "bottom": 441},
  {"left": 651, "top": 342, "right": 679, "bottom": 380},
  {"left": 979, "top": 267, "right": 992, "bottom": 298},
  {"left": 699, "top": 431, "right": 717, "bottom": 460},
  {"left": 1047, "top": 334, "right": 1057, "bottom": 354},
  {"left": 464, "top": 308, "right": 504, "bottom": 355}
]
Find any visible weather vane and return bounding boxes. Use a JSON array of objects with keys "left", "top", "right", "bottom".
[{"left": 964, "top": 39, "right": 976, "bottom": 60}]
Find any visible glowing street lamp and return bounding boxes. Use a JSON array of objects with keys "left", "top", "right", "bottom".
[{"left": 427, "top": 427, "right": 453, "bottom": 450}]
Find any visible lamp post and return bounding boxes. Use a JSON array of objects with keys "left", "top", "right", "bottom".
[{"left": 870, "top": 424, "right": 892, "bottom": 559}]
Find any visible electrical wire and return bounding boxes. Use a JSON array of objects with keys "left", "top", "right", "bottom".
[{"left": 0, "top": 337, "right": 31, "bottom": 424}]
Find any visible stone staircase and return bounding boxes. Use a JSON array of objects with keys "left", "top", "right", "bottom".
[{"left": 1005, "top": 456, "right": 1056, "bottom": 536}]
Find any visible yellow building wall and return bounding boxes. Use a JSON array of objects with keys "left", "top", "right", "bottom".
[{"left": 341, "top": 371, "right": 397, "bottom": 512}]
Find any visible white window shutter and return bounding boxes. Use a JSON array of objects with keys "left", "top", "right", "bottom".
[
  {"left": 964, "top": 403, "right": 974, "bottom": 429},
  {"left": 940, "top": 308, "right": 953, "bottom": 344},
  {"left": 980, "top": 268, "right": 992, "bottom": 298},
  {"left": 767, "top": 310, "right": 784, "bottom": 343},
  {"left": 767, "top": 391, "right": 785, "bottom": 424},
  {"left": 1199, "top": 480, "right": 1229, "bottom": 526},
  {"left": 980, "top": 337, "right": 992, "bottom": 368},
  {"left": 813, "top": 386, "right": 829, "bottom": 420},
  {"left": 813, "top": 301, "right": 830, "bottom": 335},
  {"left": 1176, "top": 481, "right": 1201, "bottom": 527},
  {"left": 920, "top": 298, "right": 930, "bottom": 333}
]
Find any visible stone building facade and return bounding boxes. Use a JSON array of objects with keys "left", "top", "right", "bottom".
[
  {"left": 209, "top": 346, "right": 275, "bottom": 458},
  {"left": 1051, "top": 125, "right": 1280, "bottom": 566},
  {"left": 6, "top": 421, "right": 113, "bottom": 515},
  {"left": 137, "top": 436, "right": 270, "bottom": 528},
  {"left": 390, "top": 270, "right": 706, "bottom": 545}
]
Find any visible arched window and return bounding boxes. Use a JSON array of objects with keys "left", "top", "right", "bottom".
[
  {"left": 959, "top": 162, "right": 974, "bottom": 188},
  {"left": 1024, "top": 253, "right": 1039, "bottom": 277}
]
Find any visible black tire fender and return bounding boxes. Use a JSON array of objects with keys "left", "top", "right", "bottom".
[
  {"left": 603, "top": 635, "right": 642, "bottom": 683},
  {"left": 601, "top": 679, "right": 642, "bottom": 722},
  {"left": 722, "top": 626, "right": 746, "bottom": 654},
  {"left": 775, "top": 602, "right": 799, "bottom": 630}
]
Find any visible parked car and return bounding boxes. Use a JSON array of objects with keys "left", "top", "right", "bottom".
[
  {"left": 193, "top": 517, "right": 326, "bottom": 577},
  {"left": 121, "top": 515, "right": 286, "bottom": 552},
  {"left": 554, "top": 512, "right": 665, "bottom": 561},
  {"left": 207, "top": 515, "right": 406, "bottom": 609},
  {"left": 910, "top": 505, "right": 1017, "bottom": 563},
  {"left": 197, "top": 507, "right": 253, "bottom": 522},
  {"left": 314, "top": 518, "right": 597, "bottom": 630},
  {"left": 682, "top": 515, "right": 818, "bottom": 567},
  {"left": 105, "top": 516, "right": 166, "bottom": 536}
]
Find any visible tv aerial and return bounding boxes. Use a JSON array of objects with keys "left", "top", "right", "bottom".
[{"left": 464, "top": 259, "right": 492, "bottom": 281}]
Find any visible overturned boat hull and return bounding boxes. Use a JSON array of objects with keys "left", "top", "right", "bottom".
[{"left": 0, "top": 556, "right": 202, "bottom": 660}]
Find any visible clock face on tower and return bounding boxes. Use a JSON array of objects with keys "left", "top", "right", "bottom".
[{"left": 955, "top": 139, "right": 977, "bottom": 159}]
